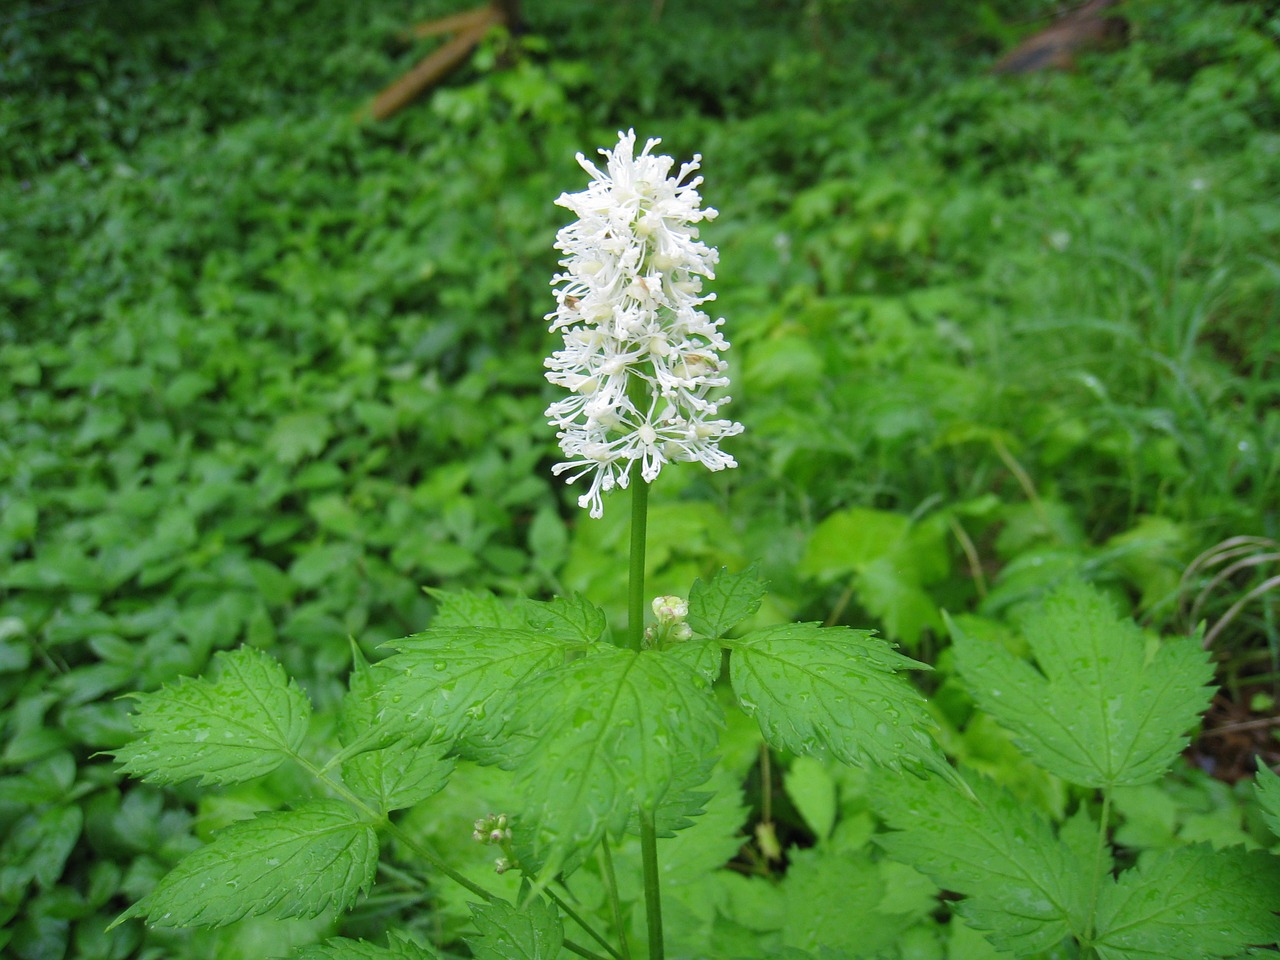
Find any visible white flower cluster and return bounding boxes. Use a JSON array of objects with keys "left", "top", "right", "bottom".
[{"left": 544, "top": 130, "right": 743, "bottom": 518}]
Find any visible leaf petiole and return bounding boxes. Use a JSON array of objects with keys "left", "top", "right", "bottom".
[
  {"left": 597, "top": 837, "right": 633, "bottom": 960},
  {"left": 548, "top": 882, "right": 625, "bottom": 960}
]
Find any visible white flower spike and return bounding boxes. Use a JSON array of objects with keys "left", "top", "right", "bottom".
[{"left": 545, "top": 130, "right": 743, "bottom": 518}]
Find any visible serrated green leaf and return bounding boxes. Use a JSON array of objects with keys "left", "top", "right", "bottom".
[
  {"left": 428, "top": 590, "right": 530, "bottom": 629},
  {"left": 345, "top": 733, "right": 452, "bottom": 814},
  {"left": 1254, "top": 765, "right": 1280, "bottom": 840},
  {"left": 952, "top": 581, "right": 1215, "bottom": 788},
  {"left": 653, "top": 763, "right": 750, "bottom": 877},
  {"left": 293, "top": 934, "right": 440, "bottom": 959},
  {"left": 727, "top": 622, "right": 947, "bottom": 776},
  {"left": 118, "top": 799, "right": 377, "bottom": 928},
  {"left": 466, "top": 897, "right": 563, "bottom": 960},
  {"left": 341, "top": 644, "right": 453, "bottom": 814},
  {"left": 628, "top": 752, "right": 719, "bottom": 838},
  {"left": 1092, "top": 845, "right": 1280, "bottom": 959},
  {"left": 661, "top": 637, "right": 723, "bottom": 684},
  {"left": 874, "top": 772, "right": 1091, "bottom": 955},
  {"left": 520, "top": 594, "right": 607, "bottom": 645},
  {"left": 376, "top": 628, "right": 568, "bottom": 746},
  {"left": 113, "top": 646, "right": 311, "bottom": 786},
  {"left": 503, "top": 647, "right": 722, "bottom": 875},
  {"left": 687, "top": 565, "right": 767, "bottom": 639}
]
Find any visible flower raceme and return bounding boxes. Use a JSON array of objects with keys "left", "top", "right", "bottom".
[{"left": 544, "top": 130, "right": 743, "bottom": 518}]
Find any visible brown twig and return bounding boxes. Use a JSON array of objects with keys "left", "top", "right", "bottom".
[{"left": 368, "top": 3, "right": 509, "bottom": 122}]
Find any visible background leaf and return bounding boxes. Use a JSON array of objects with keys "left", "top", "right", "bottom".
[
  {"left": 783, "top": 756, "right": 837, "bottom": 841},
  {"left": 119, "top": 799, "right": 378, "bottom": 927},
  {"left": 293, "top": 932, "right": 440, "bottom": 959},
  {"left": 952, "top": 581, "right": 1215, "bottom": 788},
  {"left": 728, "top": 622, "right": 947, "bottom": 776},
  {"left": 874, "top": 772, "right": 1092, "bottom": 956},
  {"left": 112, "top": 646, "right": 311, "bottom": 786}
]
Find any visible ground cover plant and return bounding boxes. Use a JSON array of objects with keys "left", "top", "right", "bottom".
[{"left": 2, "top": 0, "right": 1279, "bottom": 957}]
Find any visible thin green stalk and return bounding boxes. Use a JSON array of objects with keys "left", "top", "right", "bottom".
[
  {"left": 626, "top": 480, "right": 664, "bottom": 959},
  {"left": 627, "top": 478, "right": 650, "bottom": 651},
  {"left": 298, "top": 754, "right": 498, "bottom": 904},
  {"left": 639, "top": 809, "right": 664, "bottom": 960},
  {"left": 598, "top": 838, "right": 633, "bottom": 960},
  {"left": 563, "top": 940, "right": 614, "bottom": 960},
  {"left": 549, "top": 883, "right": 625, "bottom": 960},
  {"left": 1082, "top": 790, "right": 1113, "bottom": 956}
]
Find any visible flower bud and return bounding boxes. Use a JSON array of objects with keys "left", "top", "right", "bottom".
[{"left": 652, "top": 595, "right": 688, "bottom": 622}]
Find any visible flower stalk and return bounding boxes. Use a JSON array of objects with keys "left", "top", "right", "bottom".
[{"left": 545, "top": 129, "right": 739, "bottom": 960}]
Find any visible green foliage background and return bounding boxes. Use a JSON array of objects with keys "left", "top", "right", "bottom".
[{"left": 2, "top": 0, "right": 1278, "bottom": 957}]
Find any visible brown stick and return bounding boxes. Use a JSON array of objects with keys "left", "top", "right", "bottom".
[
  {"left": 370, "top": 5, "right": 500, "bottom": 121},
  {"left": 401, "top": 3, "right": 499, "bottom": 40}
]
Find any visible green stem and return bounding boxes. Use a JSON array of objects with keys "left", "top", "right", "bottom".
[
  {"left": 627, "top": 478, "right": 650, "bottom": 651},
  {"left": 1082, "top": 790, "right": 1113, "bottom": 955},
  {"left": 550, "top": 883, "right": 625, "bottom": 960},
  {"left": 625, "top": 479, "right": 663, "bottom": 959},
  {"left": 639, "top": 809, "right": 664, "bottom": 960}
]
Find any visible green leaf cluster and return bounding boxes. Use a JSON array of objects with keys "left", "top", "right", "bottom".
[
  {"left": 876, "top": 581, "right": 1280, "bottom": 959},
  {"left": 105, "top": 565, "right": 960, "bottom": 957}
]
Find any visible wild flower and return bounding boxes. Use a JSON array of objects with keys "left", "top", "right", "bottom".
[{"left": 544, "top": 129, "right": 743, "bottom": 518}]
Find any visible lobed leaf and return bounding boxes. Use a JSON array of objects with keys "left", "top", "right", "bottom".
[
  {"left": 118, "top": 799, "right": 377, "bottom": 928},
  {"left": 627, "top": 753, "right": 720, "bottom": 838},
  {"left": 661, "top": 636, "right": 723, "bottom": 684},
  {"left": 686, "top": 565, "right": 767, "bottom": 639},
  {"left": 502, "top": 647, "right": 722, "bottom": 875},
  {"left": 466, "top": 897, "right": 564, "bottom": 960},
  {"left": 727, "top": 622, "right": 948, "bottom": 776},
  {"left": 520, "top": 593, "right": 608, "bottom": 645},
  {"left": 427, "top": 590, "right": 531, "bottom": 629},
  {"left": 112, "top": 646, "right": 310, "bottom": 786},
  {"left": 874, "top": 771, "right": 1092, "bottom": 955},
  {"left": 1092, "top": 845, "right": 1280, "bottom": 959},
  {"left": 375, "top": 628, "right": 569, "bottom": 747},
  {"left": 952, "top": 581, "right": 1215, "bottom": 788},
  {"left": 340, "top": 644, "right": 453, "bottom": 815}
]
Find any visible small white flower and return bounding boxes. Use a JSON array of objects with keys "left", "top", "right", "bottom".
[{"left": 545, "top": 130, "right": 743, "bottom": 518}]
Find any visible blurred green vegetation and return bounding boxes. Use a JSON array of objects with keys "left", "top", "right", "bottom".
[{"left": 2, "top": 0, "right": 1278, "bottom": 957}]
